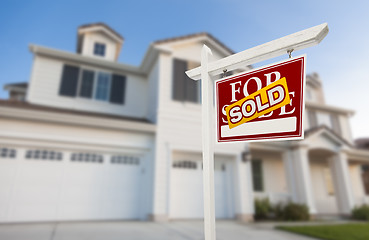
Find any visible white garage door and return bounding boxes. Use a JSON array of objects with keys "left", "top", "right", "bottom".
[
  {"left": 169, "top": 156, "right": 234, "bottom": 219},
  {"left": 0, "top": 147, "right": 143, "bottom": 222}
]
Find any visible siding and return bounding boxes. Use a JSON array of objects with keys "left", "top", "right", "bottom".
[{"left": 27, "top": 56, "right": 148, "bottom": 119}]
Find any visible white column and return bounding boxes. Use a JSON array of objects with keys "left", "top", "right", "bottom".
[
  {"left": 330, "top": 152, "right": 355, "bottom": 215},
  {"left": 282, "top": 150, "right": 298, "bottom": 202},
  {"left": 292, "top": 147, "right": 317, "bottom": 214},
  {"left": 234, "top": 152, "right": 254, "bottom": 221}
]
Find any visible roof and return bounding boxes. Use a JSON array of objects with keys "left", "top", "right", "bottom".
[
  {"left": 154, "top": 32, "right": 235, "bottom": 54},
  {"left": 355, "top": 138, "right": 369, "bottom": 149},
  {"left": 0, "top": 99, "right": 150, "bottom": 124},
  {"left": 4, "top": 82, "right": 28, "bottom": 88},
  {"left": 78, "top": 22, "right": 124, "bottom": 40}
]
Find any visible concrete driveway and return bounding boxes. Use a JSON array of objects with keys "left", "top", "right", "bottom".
[{"left": 0, "top": 220, "right": 317, "bottom": 240}]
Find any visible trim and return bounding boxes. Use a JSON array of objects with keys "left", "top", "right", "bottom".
[
  {"left": 29, "top": 45, "right": 145, "bottom": 77},
  {"left": 306, "top": 101, "right": 354, "bottom": 115},
  {"left": 346, "top": 148, "right": 369, "bottom": 162},
  {"left": 0, "top": 106, "right": 156, "bottom": 133}
]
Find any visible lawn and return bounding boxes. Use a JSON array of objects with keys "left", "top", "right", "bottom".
[{"left": 277, "top": 223, "right": 369, "bottom": 240}]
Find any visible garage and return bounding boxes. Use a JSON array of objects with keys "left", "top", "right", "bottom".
[
  {"left": 0, "top": 146, "right": 144, "bottom": 222},
  {"left": 169, "top": 151, "right": 235, "bottom": 219}
]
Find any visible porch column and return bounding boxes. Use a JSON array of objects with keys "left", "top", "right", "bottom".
[
  {"left": 291, "top": 147, "right": 317, "bottom": 214},
  {"left": 282, "top": 150, "right": 298, "bottom": 202},
  {"left": 234, "top": 152, "right": 254, "bottom": 222},
  {"left": 330, "top": 152, "right": 355, "bottom": 215}
]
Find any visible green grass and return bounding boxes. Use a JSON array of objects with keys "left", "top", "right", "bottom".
[{"left": 277, "top": 223, "right": 369, "bottom": 240}]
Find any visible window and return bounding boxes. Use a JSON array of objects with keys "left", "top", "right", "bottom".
[
  {"left": 59, "top": 65, "right": 126, "bottom": 105},
  {"left": 70, "top": 153, "right": 103, "bottom": 163},
  {"left": 94, "top": 43, "right": 106, "bottom": 56},
  {"left": 95, "top": 72, "right": 110, "bottom": 101},
  {"left": 172, "top": 59, "right": 200, "bottom": 103},
  {"left": 251, "top": 159, "right": 264, "bottom": 192},
  {"left": 0, "top": 148, "right": 16, "bottom": 159},
  {"left": 79, "top": 70, "right": 95, "bottom": 98},
  {"left": 173, "top": 160, "right": 197, "bottom": 169},
  {"left": 308, "top": 110, "right": 318, "bottom": 129},
  {"left": 25, "top": 150, "right": 62, "bottom": 161},
  {"left": 111, "top": 155, "right": 140, "bottom": 165},
  {"left": 330, "top": 114, "right": 341, "bottom": 135}
]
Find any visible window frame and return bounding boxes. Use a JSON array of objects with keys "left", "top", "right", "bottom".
[
  {"left": 251, "top": 159, "right": 264, "bottom": 192},
  {"left": 94, "top": 71, "right": 111, "bottom": 102},
  {"left": 93, "top": 42, "right": 106, "bottom": 57}
]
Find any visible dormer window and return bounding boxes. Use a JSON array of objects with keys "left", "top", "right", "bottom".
[{"left": 94, "top": 43, "right": 106, "bottom": 56}]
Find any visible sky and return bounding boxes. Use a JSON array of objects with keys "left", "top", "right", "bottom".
[{"left": 0, "top": 0, "right": 368, "bottom": 139}]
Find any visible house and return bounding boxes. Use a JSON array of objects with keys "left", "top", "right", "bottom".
[{"left": 0, "top": 23, "right": 368, "bottom": 223}]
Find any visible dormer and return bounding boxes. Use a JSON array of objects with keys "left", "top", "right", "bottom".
[{"left": 76, "top": 23, "right": 124, "bottom": 61}]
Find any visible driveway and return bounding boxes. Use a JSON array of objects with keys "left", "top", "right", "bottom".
[{"left": 0, "top": 220, "right": 317, "bottom": 240}]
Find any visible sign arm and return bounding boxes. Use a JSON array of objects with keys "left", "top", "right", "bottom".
[{"left": 186, "top": 23, "right": 328, "bottom": 80}]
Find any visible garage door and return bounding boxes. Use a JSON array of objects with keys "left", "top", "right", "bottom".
[
  {"left": 0, "top": 147, "right": 143, "bottom": 222},
  {"left": 169, "top": 154, "right": 234, "bottom": 219}
]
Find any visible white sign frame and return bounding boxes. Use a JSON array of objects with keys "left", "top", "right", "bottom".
[{"left": 186, "top": 23, "right": 328, "bottom": 240}]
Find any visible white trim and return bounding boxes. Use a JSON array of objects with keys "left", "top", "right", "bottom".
[
  {"left": 186, "top": 23, "right": 328, "bottom": 80},
  {"left": 0, "top": 106, "right": 156, "bottom": 133},
  {"left": 29, "top": 45, "right": 144, "bottom": 77}
]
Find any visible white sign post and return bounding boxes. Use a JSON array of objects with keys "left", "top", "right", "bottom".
[{"left": 186, "top": 23, "right": 329, "bottom": 240}]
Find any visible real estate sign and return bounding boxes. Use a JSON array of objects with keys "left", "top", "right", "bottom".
[{"left": 215, "top": 55, "right": 306, "bottom": 143}]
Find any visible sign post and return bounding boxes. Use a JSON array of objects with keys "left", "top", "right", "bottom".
[{"left": 186, "top": 23, "right": 328, "bottom": 240}]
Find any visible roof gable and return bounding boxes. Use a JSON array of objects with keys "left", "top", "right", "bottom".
[{"left": 153, "top": 32, "right": 234, "bottom": 57}]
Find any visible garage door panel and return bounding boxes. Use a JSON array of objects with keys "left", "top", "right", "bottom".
[
  {"left": 170, "top": 157, "right": 234, "bottom": 219},
  {"left": 9, "top": 203, "right": 58, "bottom": 222}
]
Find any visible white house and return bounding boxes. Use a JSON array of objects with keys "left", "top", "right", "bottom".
[{"left": 1, "top": 23, "right": 368, "bottom": 223}]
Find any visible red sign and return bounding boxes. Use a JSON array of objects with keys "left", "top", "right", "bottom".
[{"left": 215, "top": 56, "right": 306, "bottom": 143}]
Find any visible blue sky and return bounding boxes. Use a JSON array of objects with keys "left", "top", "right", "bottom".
[{"left": 0, "top": 0, "right": 368, "bottom": 138}]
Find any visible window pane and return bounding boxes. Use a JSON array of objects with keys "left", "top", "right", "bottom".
[
  {"left": 79, "top": 70, "right": 94, "bottom": 98},
  {"left": 94, "top": 43, "right": 106, "bottom": 56},
  {"left": 251, "top": 159, "right": 264, "bottom": 192},
  {"left": 95, "top": 72, "right": 110, "bottom": 101}
]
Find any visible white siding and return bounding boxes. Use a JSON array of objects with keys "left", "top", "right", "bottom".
[
  {"left": 317, "top": 111, "right": 332, "bottom": 128},
  {"left": 339, "top": 114, "right": 353, "bottom": 143},
  {"left": 27, "top": 56, "right": 148, "bottom": 119},
  {"left": 81, "top": 31, "right": 118, "bottom": 61},
  {"left": 147, "top": 61, "right": 159, "bottom": 123}
]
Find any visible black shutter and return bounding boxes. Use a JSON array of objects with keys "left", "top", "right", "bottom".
[
  {"left": 79, "top": 70, "right": 94, "bottom": 98},
  {"left": 172, "top": 59, "right": 187, "bottom": 101},
  {"left": 110, "top": 74, "right": 126, "bottom": 104},
  {"left": 186, "top": 76, "right": 199, "bottom": 103},
  {"left": 59, "top": 65, "right": 79, "bottom": 97}
]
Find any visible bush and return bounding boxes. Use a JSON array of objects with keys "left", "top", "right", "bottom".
[
  {"left": 352, "top": 204, "right": 369, "bottom": 221},
  {"left": 282, "top": 202, "right": 310, "bottom": 221},
  {"left": 254, "top": 198, "right": 272, "bottom": 220},
  {"left": 273, "top": 202, "right": 285, "bottom": 220}
]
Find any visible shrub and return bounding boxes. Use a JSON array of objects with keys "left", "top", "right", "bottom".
[
  {"left": 282, "top": 202, "right": 310, "bottom": 221},
  {"left": 254, "top": 198, "right": 272, "bottom": 220},
  {"left": 273, "top": 202, "right": 285, "bottom": 220},
  {"left": 352, "top": 204, "right": 369, "bottom": 221}
]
